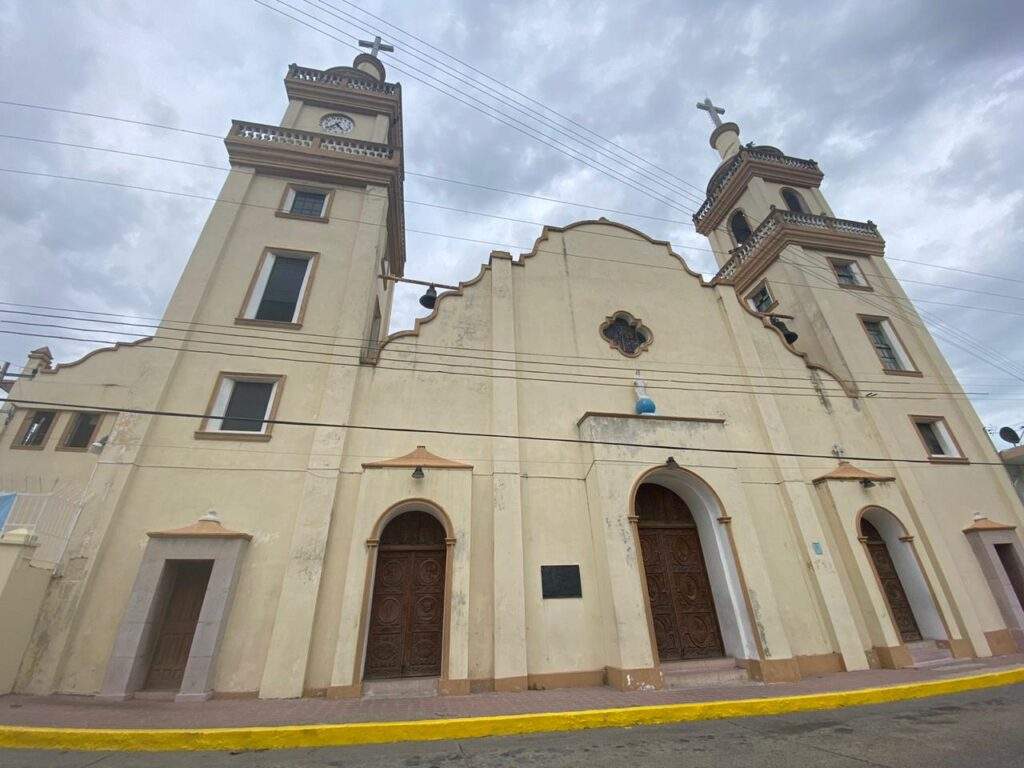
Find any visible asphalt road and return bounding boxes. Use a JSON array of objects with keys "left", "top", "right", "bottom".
[{"left": 4, "top": 683, "right": 1024, "bottom": 767}]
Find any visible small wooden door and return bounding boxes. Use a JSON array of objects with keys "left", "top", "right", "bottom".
[
  {"left": 862, "top": 520, "right": 922, "bottom": 643},
  {"left": 637, "top": 484, "right": 725, "bottom": 661},
  {"left": 364, "top": 512, "right": 446, "bottom": 679},
  {"left": 145, "top": 560, "right": 213, "bottom": 691}
]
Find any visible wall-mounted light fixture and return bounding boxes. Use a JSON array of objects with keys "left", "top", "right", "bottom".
[
  {"left": 665, "top": 456, "right": 679, "bottom": 469},
  {"left": 379, "top": 274, "right": 460, "bottom": 312},
  {"left": 411, "top": 465, "right": 425, "bottom": 479}
]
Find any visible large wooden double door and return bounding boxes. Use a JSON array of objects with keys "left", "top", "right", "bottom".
[
  {"left": 636, "top": 484, "right": 725, "bottom": 661},
  {"left": 862, "top": 520, "right": 922, "bottom": 643},
  {"left": 364, "top": 511, "right": 447, "bottom": 679}
]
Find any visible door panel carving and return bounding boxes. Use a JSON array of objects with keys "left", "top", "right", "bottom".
[
  {"left": 862, "top": 520, "right": 922, "bottom": 643},
  {"left": 637, "top": 484, "right": 725, "bottom": 661},
  {"left": 145, "top": 560, "right": 213, "bottom": 691},
  {"left": 365, "top": 512, "right": 447, "bottom": 679}
]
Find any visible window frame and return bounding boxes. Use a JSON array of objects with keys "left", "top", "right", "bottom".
[
  {"left": 909, "top": 415, "right": 967, "bottom": 463},
  {"left": 10, "top": 409, "right": 58, "bottom": 450},
  {"left": 56, "top": 411, "right": 104, "bottom": 452},
  {"left": 195, "top": 372, "right": 286, "bottom": 441},
  {"left": 857, "top": 314, "right": 921, "bottom": 376},
  {"left": 235, "top": 248, "right": 318, "bottom": 329},
  {"left": 829, "top": 257, "right": 872, "bottom": 291},
  {"left": 744, "top": 279, "right": 778, "bottom": 314},
  {"left": 275, "top": 183, "right": 333, "bottom": 223}
]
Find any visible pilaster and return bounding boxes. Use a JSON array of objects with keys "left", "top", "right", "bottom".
[
  {"left": 259, "top": 186, "right": 390, "bottom": 698},
  {"left": 488, "top": 253, "right": 529, "bottom": 690}
]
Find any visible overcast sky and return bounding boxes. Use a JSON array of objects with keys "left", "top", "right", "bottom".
[{"left": 1, "top": 0, "right": 1022, "bottom": 447}]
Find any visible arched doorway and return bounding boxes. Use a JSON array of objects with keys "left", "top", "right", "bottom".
[
  {"left": 861, "top": 519, "right": 921, "bottom": 642},
  {"left": 859, "top": 507, "right": 947, "bottom": 644},
  {"left": 364, "top": 510, "right": 447, "bottom": 679},
  {"left": 636, "top": 483, "right": 725, "bottom": 661}
]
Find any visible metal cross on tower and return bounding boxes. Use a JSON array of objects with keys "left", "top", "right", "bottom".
[
  {"left": 358, "top": 35, "right": 395, "bottom": 57},
  {"left": 696, "top": 96, "right": 726, "bottom": 127}
]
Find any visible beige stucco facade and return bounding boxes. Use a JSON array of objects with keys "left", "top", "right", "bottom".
[{"left": 2, "top": 56, "right": 1024, "bottom": 702}]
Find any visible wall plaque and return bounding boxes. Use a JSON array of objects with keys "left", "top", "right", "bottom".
[{"left": 541, "top": 565, "right": 582, "bottom": 599}]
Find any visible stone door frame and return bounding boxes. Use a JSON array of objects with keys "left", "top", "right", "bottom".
[
  {"left": 964, "top": 521, "right": 1024, "bottom": 652},
  {"left": 100, "top": 521, "right": 249, "bottom": 702}
]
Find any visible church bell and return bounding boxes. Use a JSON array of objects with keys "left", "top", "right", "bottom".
[{"left": 419, "top": 285, "right": 438, "bottom": 309}]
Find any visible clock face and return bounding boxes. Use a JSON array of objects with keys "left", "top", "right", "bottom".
[{"left": 320, "top": 113, "right": 355, "bottom": 135}]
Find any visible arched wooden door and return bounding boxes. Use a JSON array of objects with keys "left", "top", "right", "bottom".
[
  {"left": 364, "top": 511, "right": 447, "bottom": 679},
  {"left": 862, "top": 519, "right": 922, "bottom": 642},
  {"left": 636, "top": 483, "right": 725, "bottom": 661}
]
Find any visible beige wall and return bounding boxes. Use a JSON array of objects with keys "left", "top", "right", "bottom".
[{"left": 0, "top": 536, "right": 51, "bottom": 693}]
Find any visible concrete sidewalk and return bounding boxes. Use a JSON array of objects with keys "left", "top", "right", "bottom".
[{"left": 3, "top": 654, "right": 1022, "bottom": 730}]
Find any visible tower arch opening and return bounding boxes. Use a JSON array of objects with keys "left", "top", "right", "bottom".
[{"left": 729, "top": 210, "right": 753, "bottom": 245}]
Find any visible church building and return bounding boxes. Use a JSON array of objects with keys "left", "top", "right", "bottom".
[{"left": 2, "top": 50, "right": 1024, "bottom": 702}]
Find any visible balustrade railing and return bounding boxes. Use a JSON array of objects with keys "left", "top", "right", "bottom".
[
  {"left": 286, "top": 64, "right": 398, "bottom": 95},
  {"left": 714, "top": 209, "right": 881, "bottom": 282},
  {"left": 694, "top": 149, "right": 820, "bottom": 226},
  {"left": 230, "top": 122, "right": 395, "bottom": 161}
]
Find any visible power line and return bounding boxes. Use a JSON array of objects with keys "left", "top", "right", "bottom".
[
  {"left": 6, "top": 314, "right": 1013, "bottom": 400},
  {"left": 256, "top": 0, "right": 697, "bottom": 215},
  {"left": 4, "top": 299, "right": 1016, "bottom": 387},
  {"left": 5, "top": 101, "right": 1024, "bottom": 287},
  {"left": 4, "top": 396, "right": 1009, "bottom": 466},
  {"left": 7, "top": 166, "right": 1024, "bottom": 324},
  {"left": 7, "top": 132, "right": 1024, "bottom": 307},
  {"left": 11, "top": 326, "right": 1015, "bottom": 403},
  {"left": 316, "top": 0, "right": 710, "bottom": 199},
  {"left": 294, "top": 0, "right": 707, "bottom": 206}
]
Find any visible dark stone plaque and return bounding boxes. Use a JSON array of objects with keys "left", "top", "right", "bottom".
[{"left": 541, "top": 565, "right": 582, "bottom": 599}]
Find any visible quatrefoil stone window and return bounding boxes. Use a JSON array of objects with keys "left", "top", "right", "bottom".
[{"left": 600, "top": 311, "right": 653, "bottom": 358}]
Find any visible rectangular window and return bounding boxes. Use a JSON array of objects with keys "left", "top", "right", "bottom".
[
  {"left": 911, "top": 416, "right": 964, "bottom": 461},
  {"left": 59, "top": 412, "right": 103, "bottom": 450},
  {"left": 12, "top": 410, "right": 56, "bottom": 449},
  {"left": 197, "top": 374, "right": 284, "bottom": 439},
  {"left": 238, "top": 250, "right": 316, "bottom": 326},
  {"left": 830, "top": 258, "right": 869, "bottom": 289},
  {"left": 290, "top": 190, "right": 327, "bottom": 218},
  {"left": 278, "top": 185, "right": 331, "bottom": 221},
  {"left": 860, "top": 317, "right": 916, "bottom": 373},
  {"left": 746, "top": 281, "right": 776, "bottom": 313}
]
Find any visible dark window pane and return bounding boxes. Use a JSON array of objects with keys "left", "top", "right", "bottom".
[
  {"left": 751, "top": 287, "right": 773, "bottom": 312},
  {"left": 255, "top": 256, "right": 308, "bottom": 322},
  {"left": 290, "top": 191, "right": 326, "bottom": 217},
  {"left": 782, "top": 189, "right": 806, "bottom": 213},
  {"left": 221, "top": 381, "right": 274, "bottom": 431},
  {"left": 834, "top": 262, "right": 857, "bottom": 285},
  {"left": 917, "top": 422, "right": 946, "bottom": 455},
  {"left": 20, "top": 411, "right": 56, "bottom": 446},
  {"left": 64, "top": 412, "right": 101, "bottom": 448},
  {"left": 730, "top": 211, "right": 752, "bottom": 244},
  {"left": 864, "top": 321, "right": 901, "bottom": 370}
]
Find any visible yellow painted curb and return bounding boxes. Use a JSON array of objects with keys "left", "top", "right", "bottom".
[{"left": 2, "top": 665, "right": 1023, "bottom": 752}]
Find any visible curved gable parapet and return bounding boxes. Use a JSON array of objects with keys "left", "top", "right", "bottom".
[
  {"left": 524, "top": 218, "right": 710, "bottom": 283},
  {"left": 40, "top": 336, "right": 156, "bottom": 375},
  {"left": 734, "top": 292, "right": 858, "bottom": 399},
  {"left": 378, "top": 260, "right": 493, "bottom": 352}
]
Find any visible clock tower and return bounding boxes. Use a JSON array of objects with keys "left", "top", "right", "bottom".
[{"left": 163, "top": 51, "right": 407, "bottom": 697}]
